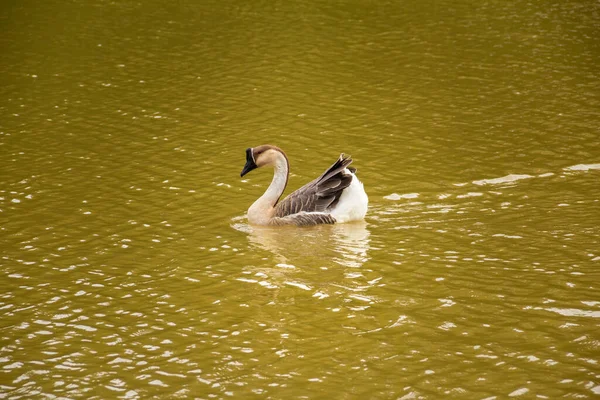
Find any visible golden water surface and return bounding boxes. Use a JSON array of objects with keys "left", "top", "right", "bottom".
[{"left": 1, "top": 0, "right": 599, "bottom": 398}]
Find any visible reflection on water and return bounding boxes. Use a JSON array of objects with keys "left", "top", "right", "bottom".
[
  {"left": 232, "top": 220, "right": 373, "bottom": 302},
  {"left": 236, "top": 220, "right": 370, "bottom": 269},
  {"left": 329, "top": 222, "right": 371, "bottom": 269}
]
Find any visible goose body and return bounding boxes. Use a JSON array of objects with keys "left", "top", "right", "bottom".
[{"left": 240, "top": 145, "right": 368, "bottom": 226}]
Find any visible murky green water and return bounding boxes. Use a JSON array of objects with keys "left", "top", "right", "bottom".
[{"left": 1, "top": 0, "right": 599, "bottom": 398}]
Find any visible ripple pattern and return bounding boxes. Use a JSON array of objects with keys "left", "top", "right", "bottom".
[{"left": 1, "top": 0, "right": 599, "bottom": 398}]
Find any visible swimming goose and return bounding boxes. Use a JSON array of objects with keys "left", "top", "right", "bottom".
[{"left": 240, "top": 145, "right": 368, "bottom": 226}]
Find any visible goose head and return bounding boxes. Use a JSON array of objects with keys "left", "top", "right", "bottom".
[{"left": 240, "top": 145, "right": 286, "bottom": 177}]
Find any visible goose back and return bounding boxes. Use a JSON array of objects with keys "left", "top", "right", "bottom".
[{"left": 273, "top": 154, "right": 354, "bottom": 219}]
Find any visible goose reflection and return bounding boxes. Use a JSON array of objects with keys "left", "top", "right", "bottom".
[
  {"left": 231, "top": 219, "right": 375, "bottom": 304},
  {"left": 242, "top": 221, "right": 371, "bottom": 269}
]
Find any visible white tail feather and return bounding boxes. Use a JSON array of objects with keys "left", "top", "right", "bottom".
[{"left": 330, "top": 170, "right": 368, "bottom": 223}]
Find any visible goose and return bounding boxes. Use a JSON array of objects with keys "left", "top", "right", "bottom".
[{"left": 240, "top": 145, "right": 368, "bottom": 226}]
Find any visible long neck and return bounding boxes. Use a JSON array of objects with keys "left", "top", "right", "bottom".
[
  {"left": 248, "top": 152, "right": 289, "bottom": 223},
  {"left": 263, "top": 153, "right": 289, "bottom": 206}
]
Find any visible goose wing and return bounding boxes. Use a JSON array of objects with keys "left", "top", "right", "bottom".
[
  {"left": 273, "top": 154, "right": 354, "bottom": 218},
  {"left": 269, "top": 212, "right": 336, "bottom": 226}
]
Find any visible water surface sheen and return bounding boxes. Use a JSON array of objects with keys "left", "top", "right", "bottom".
[{"left": 1, "top": 0, "right": 599, "bottom": 398}]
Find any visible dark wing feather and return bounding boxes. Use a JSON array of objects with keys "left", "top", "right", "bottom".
[
  {"left": 269, "top": 212, "right": 336, "bottom": 226},
  {"left": 273, "top": 154, "right": 353, "bottom": 218}
]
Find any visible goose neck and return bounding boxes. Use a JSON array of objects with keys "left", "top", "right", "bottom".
[{"left": 265, "top": 154, "right": 288, "bottom": 205}]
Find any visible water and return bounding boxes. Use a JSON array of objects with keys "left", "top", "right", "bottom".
[{"left": 1, "top": 0, "right": 599, "bottom": 398}]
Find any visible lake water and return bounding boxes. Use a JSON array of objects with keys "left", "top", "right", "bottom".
[{"left": 1, "top": 0, "right": 599, "bottom": 398}]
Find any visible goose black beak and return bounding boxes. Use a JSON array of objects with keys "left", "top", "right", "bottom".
[{"left": 240, "top": 148, "right": 257, "bottom": 177}]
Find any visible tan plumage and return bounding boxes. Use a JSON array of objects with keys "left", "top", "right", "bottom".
[{"left": 240, "top": 145, "right": 368, "bottom": 226}]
